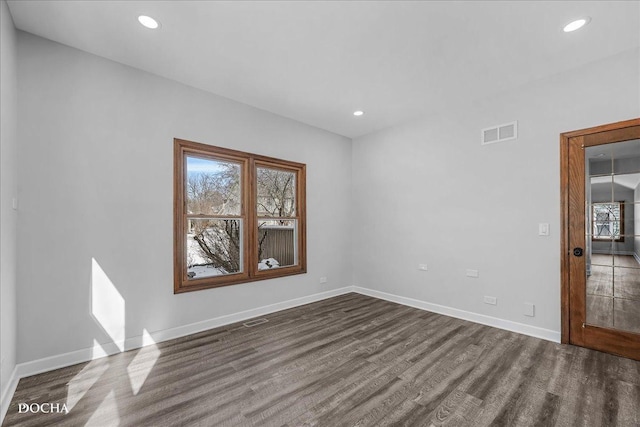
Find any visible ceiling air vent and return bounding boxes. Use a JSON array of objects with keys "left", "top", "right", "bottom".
[{"left": 481, "top": 121, "right": 517, "bottom": 145}]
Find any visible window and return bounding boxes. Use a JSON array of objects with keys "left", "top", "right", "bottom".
[
  {"left": 592, "top": 202, "right": 624, "bottom": 242},
  {"left": 174, "top": 139, "right": 306, "bottom": 293}
]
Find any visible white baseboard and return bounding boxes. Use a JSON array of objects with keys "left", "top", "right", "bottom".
[
  {"left": 592, "top": 250, "right": 635, "bottom": 256},
  {"left": 13, "top": 286, "right": 355, "bottom": 380},
  {"left": 634, "top": 252, "right": 640, "bottom": 265},
  {"left": 352, "top": 286, "right": 561, "bottom": 343},
  {"left": 1, "top": 366, "right": 19, "bottom": 424}
]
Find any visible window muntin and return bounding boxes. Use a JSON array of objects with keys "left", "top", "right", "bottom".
[{"left": 174, "top": 139, "right": 306, "bottom": 293}]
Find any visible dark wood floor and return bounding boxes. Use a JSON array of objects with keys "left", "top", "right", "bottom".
[
  {"left": 3, "top": 293, "right": 640, "bottom": 426},
  {"left": 587, "top": 254, "right": 640, "bottom": 334}
]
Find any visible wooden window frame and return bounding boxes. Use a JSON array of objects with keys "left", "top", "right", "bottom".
[
  {"left": 174, "top": 138, "right": 306, "bottom": 293},
  {"left": 590, "top": 201, "right": 624, "bottom": 243}
]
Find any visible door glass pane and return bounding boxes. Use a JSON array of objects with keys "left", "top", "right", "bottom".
[
  {"left": 614, "top": 267, "right": 640, "bottom": 300},
  {"left": 187, "top": 218, "right": 242, "bottom": 279},
  {"left": 585, "top": 139, "right": 640, "bottom": 334},
  {"left": 257, "top": 219, "right": 297, "bottom": 269},
  {"left": 186, "top": 156, "right": 241, "bottom": 215},
  {"left": 256, "top": 167, "right": 296, "bottom": 217},
  {"left": 612, "top": 240, "right": 640, "bottom": 270},
  {"left": 587, "top": 264, "right": 613, "bottom": 297},
  {"left": 613, "top": 299, "right": 640, "bottom": 333},
  {"left": 586, "top": 295, "right": 614, "bottom": 329}
]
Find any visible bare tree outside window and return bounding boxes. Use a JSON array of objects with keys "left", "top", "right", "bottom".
[
  {"left": 189, "top": 218, "right": 241, "bottom": 275},
  {"left": 186, "top": 163, "right": 240, "bottom": 216},
  {"left": 256, "top": 167, "right": 296, "bottom": 219}
]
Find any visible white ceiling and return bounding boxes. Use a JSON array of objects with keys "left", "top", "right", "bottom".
[
  {"left": 7, "top": 1, "right": 640, "bottom": 138},
  {"left": 591, "top": 173, "right": 640, "bottom": 190}
]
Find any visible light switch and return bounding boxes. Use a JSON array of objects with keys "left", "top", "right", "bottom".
[{"left": 538, "top": 223, "right": 550, "bottom": 236}]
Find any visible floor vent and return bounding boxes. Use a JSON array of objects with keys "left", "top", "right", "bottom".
[
  {"left": 481, "top": 121, "right": 517, "bottom": 145},
  {"left": 243, "top": 318, "right": 269, "bottom": 327}
]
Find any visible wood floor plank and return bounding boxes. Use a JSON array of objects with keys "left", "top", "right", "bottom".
[
  {"left": 4, "top": 293, "right": 640, "bottom": 427},
  {"left": 411, "top": 343, "right": 483, "bottom": 412},
  {"left": 425, "top": 388, "right": 483, "bottom": 427}
]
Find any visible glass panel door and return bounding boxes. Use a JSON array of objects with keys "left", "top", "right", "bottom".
[{"left": 585, "top": 139, "right": 640, "bottom": 334}]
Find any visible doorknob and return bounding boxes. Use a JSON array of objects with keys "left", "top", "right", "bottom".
[{"left": 573, "top": 247, "right": 584, "bottom": 257}]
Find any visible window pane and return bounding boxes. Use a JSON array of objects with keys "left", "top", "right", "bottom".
[
  {"left": 186, "top": 156, "right": 241, "bottom": 215},
  {"left": 256, "top": 167, "right": 296, "bottom": 217},
  {"left": 592, "top": 203, "right": 621, "bottom": 239},
  {"left": 187, "top": 219, "right": 242, "bottom": 279},
  {"left": 257, "top": 219, "right": 297, "bottom": 270}
]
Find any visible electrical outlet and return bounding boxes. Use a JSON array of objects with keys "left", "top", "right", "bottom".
[
  {"left": 319, "top": 277, "right": 327, "bottom": 284},
  {"left": 418, "top": 264, "right": 428, "bottom": 271},
  {"left": 466, "top": 269, "right": 479, "bottom": 278},
  {"left": 524, "top": 302, "right": 535, "bottom": 317},
  {"left": 483, "top": 296, "right": 497, "bottom": 305}
]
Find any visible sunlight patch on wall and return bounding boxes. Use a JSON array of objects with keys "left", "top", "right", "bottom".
[
  {"left": 66, "top": 359, "right": 110, "bottom": 410},
  {"left": 85, "top": 389, "right": 120, "bottom": 427},
  {"left": 91, "top": 258, "right": 125, "bottom": 351},
  {"left": 127, "top": 329, "right": 161, "bottom": 395}
]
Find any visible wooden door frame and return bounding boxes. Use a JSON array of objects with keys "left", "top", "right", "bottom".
[{"left": 560, "top": 118, "right": 640, "bottom": 345}]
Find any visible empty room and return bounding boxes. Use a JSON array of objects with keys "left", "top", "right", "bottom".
[{"left": 1, "top": 1, "right": 640, "bottom": 426}]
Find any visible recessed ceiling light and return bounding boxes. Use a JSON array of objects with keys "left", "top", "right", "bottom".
[
  {"left": 138, "top": 15, "right": 159, "bottom": 29},
  {"left": 353, "top": 111, "right": 364, "bottom": 117},
  {"left": 563, "top": 17, "right": 590, "bottom": 33}
]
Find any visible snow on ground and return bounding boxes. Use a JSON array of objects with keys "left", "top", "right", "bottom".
[
  {"left": 186, "top": 234, "right": 226, "bottom": 278},
  {"left": 188, "top": 265, "right": 226, "bottom": 279},
  {"left": 187, "top": 234, "right": 281, "bottom": 277},
  {"left": 258, "top": 258, "right": 280, "bottom": 270},
  {"left": 187, "top": 234, "right": 209, "bottom": 265}
]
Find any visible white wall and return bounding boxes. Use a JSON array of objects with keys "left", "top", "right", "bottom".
[
  {"left": 16, "top": 32, "right": 352, "bottom": 364},
  {"left": 0, "top": 0, "right": 19, "bottom": 412},
  {"left": 352, "top": 48, "right": 640, "bottom": 335}
]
